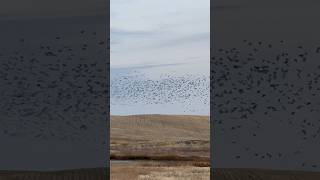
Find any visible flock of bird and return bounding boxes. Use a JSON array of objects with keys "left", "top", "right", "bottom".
[
  {"left": 0, "top": 29, "right": 108, "bottom": 145},
  {"left": 212, "top": 40, "right": 320, "bottom": 169},
  {"left": 111, "top": 70, "right": 209, "bottom": 114}
]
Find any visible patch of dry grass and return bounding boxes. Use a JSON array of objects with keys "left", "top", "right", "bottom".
[
  {"left": 111, "top": 161, "right": 209, "bottom": 180},
  {"left": 110, "top": 114, "right": 210, "bottom": 159},
  {"left": 138, "top": 167, "right": 210, "bottom": 180},
  {"left": 110, "top": 114, "right": 210, "bottom": 180}
]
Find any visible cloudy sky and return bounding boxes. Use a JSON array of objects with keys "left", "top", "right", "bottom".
[
  {"left": 111, "top": 0, "right": 210, "bottom": 69},
  {"left": 110, "top": 0, "right": 210, "bottom": 115}
]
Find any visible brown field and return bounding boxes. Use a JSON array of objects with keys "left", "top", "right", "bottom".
[
  {"left": 110, "top": 114, "right": 210, "bottom": 180},
  {"left": 111, "top": 161, "right": 209, "bottom": 180},
  {"left": 111, "top": 114, "right": 210, "bottom": 160}
]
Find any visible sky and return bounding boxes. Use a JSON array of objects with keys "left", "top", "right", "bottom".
[
  {"left": 111, "top": 0, "right": 210, "bottom": 69},
  {"left": 111, "top": 0, "right": 210, "bottom": 115}
]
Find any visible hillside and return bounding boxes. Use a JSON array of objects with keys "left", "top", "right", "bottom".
[{"left": 110, "top": 114, "right": 210, "bottom": 160}]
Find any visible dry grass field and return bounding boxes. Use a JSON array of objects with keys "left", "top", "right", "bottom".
[
  {"left": 111, "top": 161, "right": 209, "bottom": 180},
  {"left": 110, "top": 114, "right": 210, "bottom": 180},
  {"left": 111, "top": 114, "right": 210, "bottom": 160}
]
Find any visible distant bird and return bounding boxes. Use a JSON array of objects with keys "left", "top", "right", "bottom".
[{"left": 111, "top": 70, "right": 209, "bottom": 113}]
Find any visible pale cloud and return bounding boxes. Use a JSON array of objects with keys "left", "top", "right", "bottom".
[
  {"left": 111, "top": 0, "right": 210, "bottom": 69},
  {"left": 110, "top": 0, "right": 210, "bottom": 115}
]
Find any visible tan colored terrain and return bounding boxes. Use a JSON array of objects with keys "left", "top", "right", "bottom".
[
  {"left": 111, "top": 114, "right": 210, "bottom": 160},
  {"left": 111, "top": 161, "right": 209, "bottom": 180},
  {"left": 110, "top": 114, "right": 210, "bottom": 180}
]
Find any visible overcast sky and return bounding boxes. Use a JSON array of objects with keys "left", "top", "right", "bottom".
[
  {"left": 111, "top": 0, "right": 210, "bottom": 69},
  {"left": 110, "top": 0, "right": 210, "bottom": 115}
]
